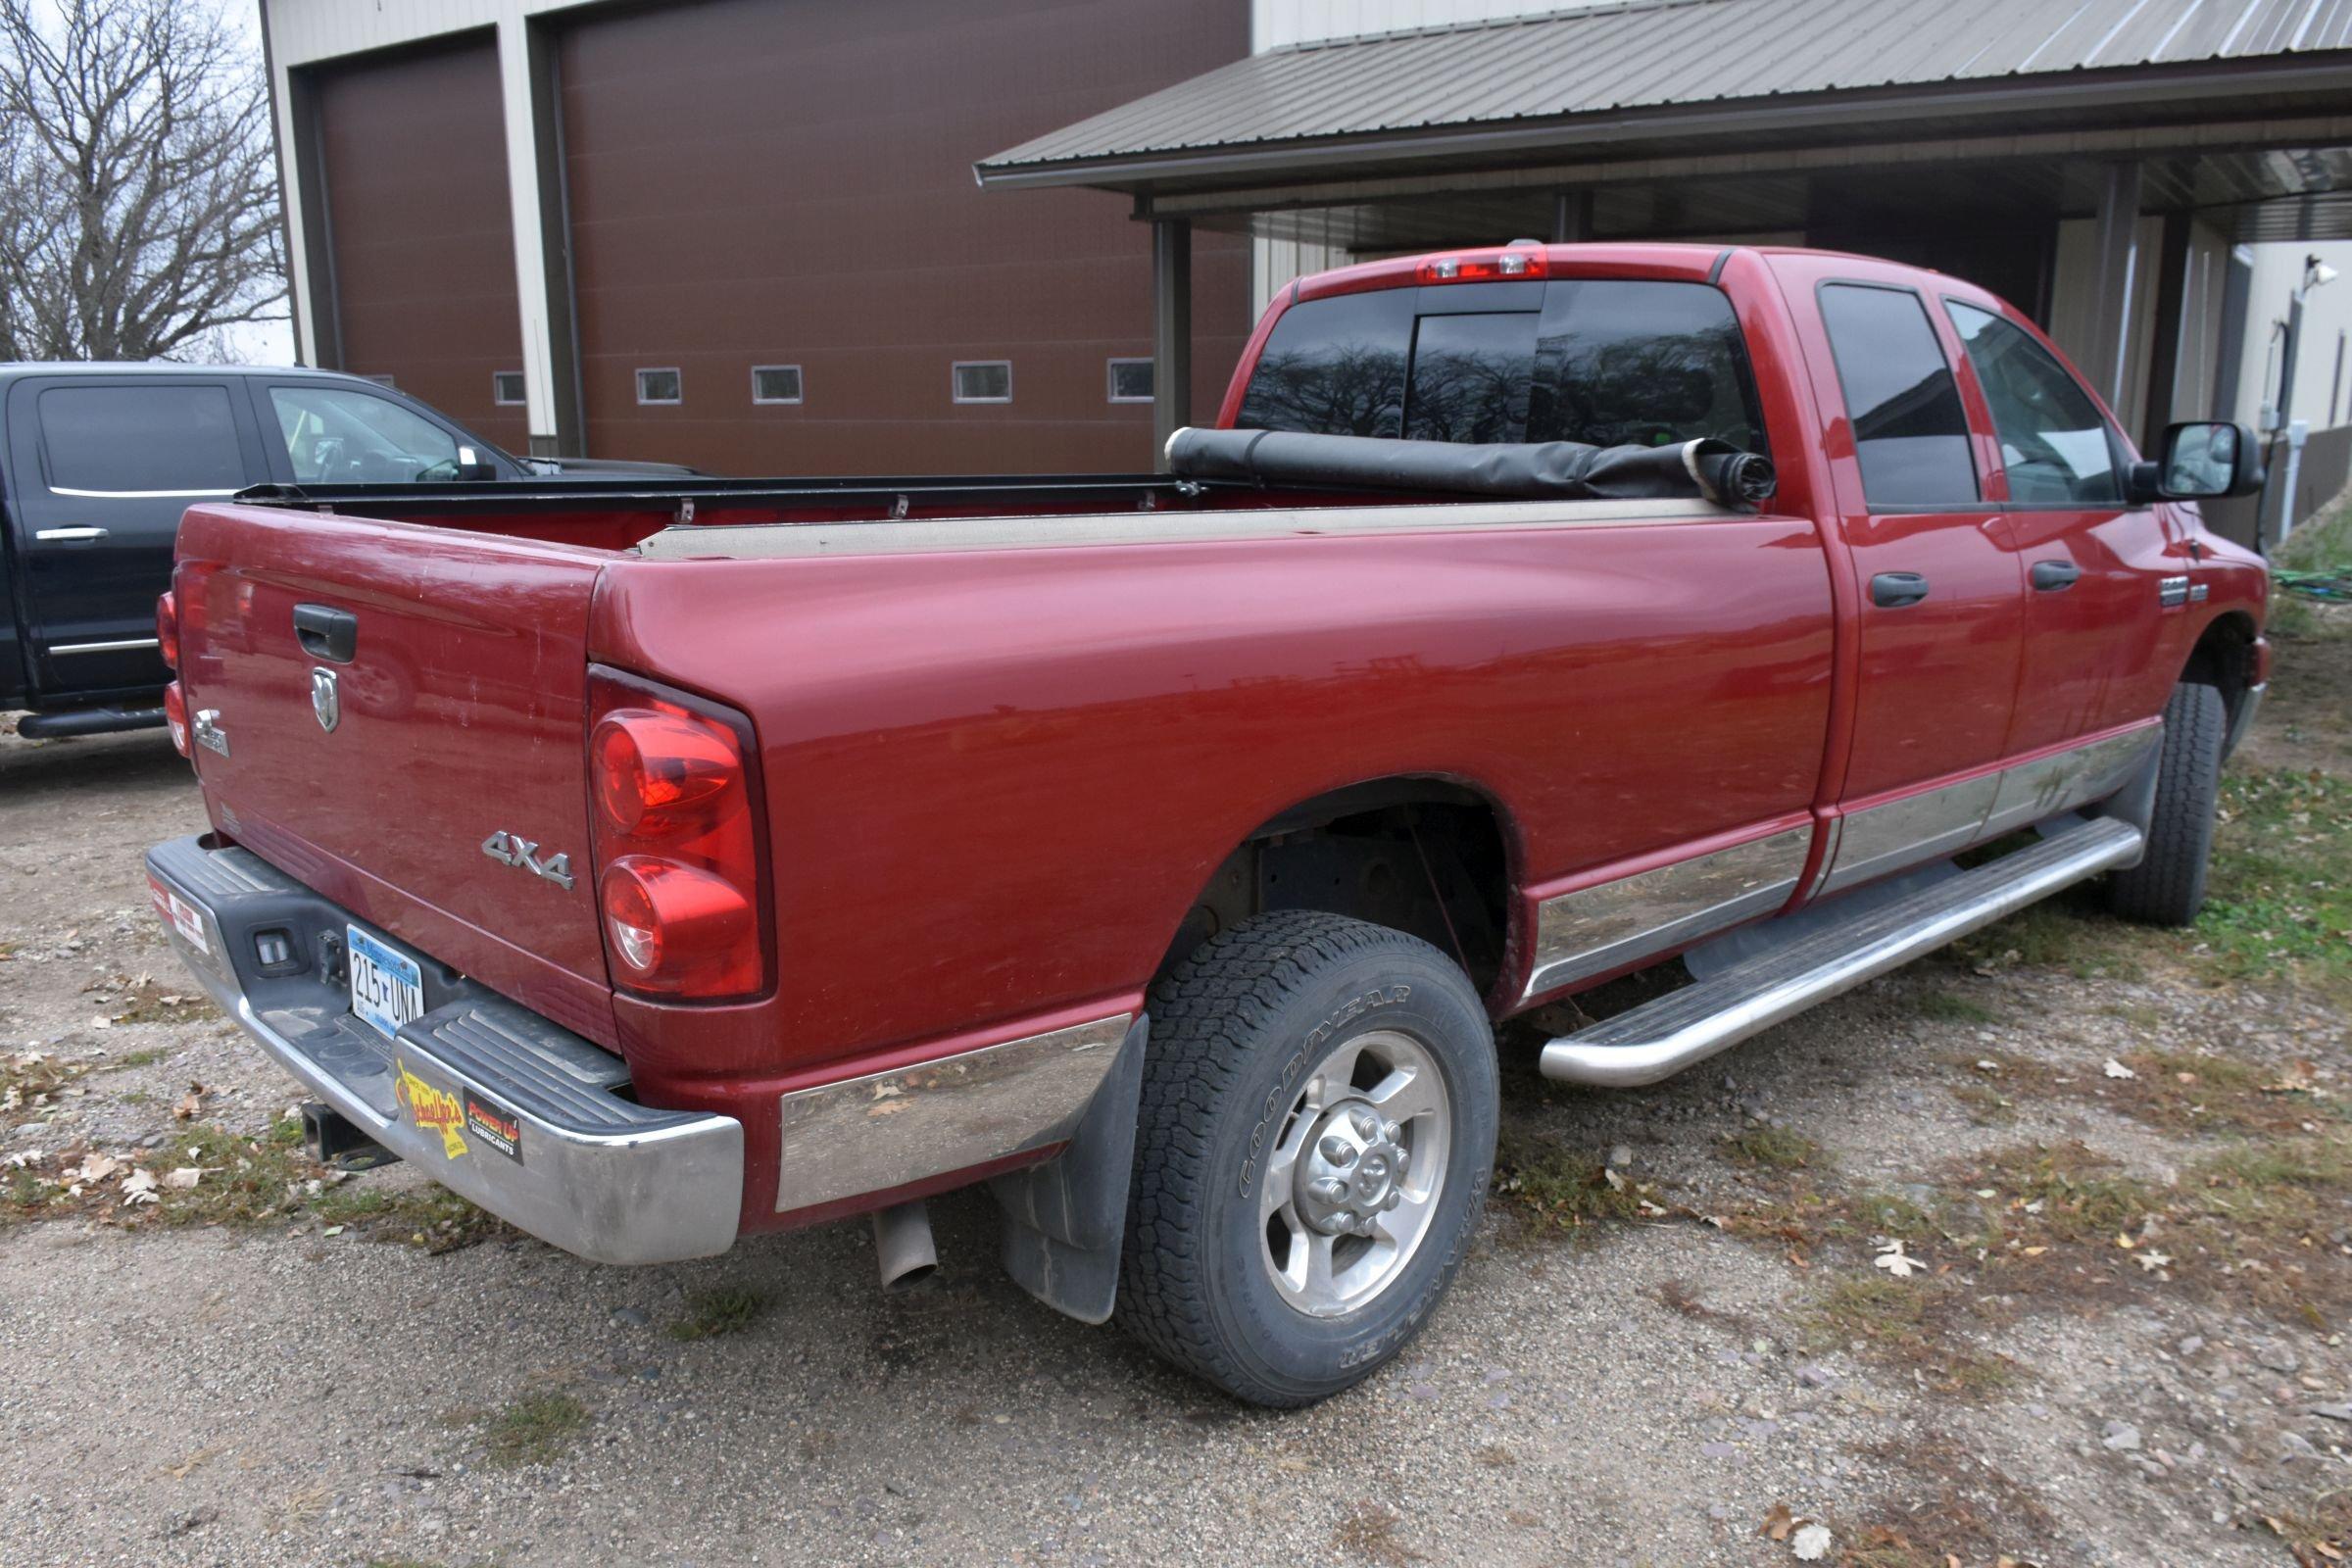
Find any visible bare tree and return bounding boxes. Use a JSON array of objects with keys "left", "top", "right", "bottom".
[{"left": 0, "top": 0, "right": 284, "bottom": 363}]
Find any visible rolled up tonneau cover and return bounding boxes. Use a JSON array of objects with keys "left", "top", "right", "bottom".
[{"left": 1166, "top": 427, "right": 1776, "bottom": 511}]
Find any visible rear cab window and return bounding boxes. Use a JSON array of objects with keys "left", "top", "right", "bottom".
[{"left": 1238, "top": 277, "right": 1769, "bottom": 457}]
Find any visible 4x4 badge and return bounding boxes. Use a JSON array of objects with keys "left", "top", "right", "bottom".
[{"left": 481, "top": 830, "right": 575, "bottom": 892}]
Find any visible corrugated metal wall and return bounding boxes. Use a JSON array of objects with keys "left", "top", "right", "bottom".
[
  {"left": 555, "top": 0, "right": 1251, "bottom": 474},
  {"left": 309, "top": 31, "right": 528, "bottom": 452}
]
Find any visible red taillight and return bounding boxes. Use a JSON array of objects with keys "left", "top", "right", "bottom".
[
  {"left": 599, "top": 857, "right": 758, "bottom": 995},
  {"left": 1417, "top": 246, "right": 1548, "bottom": 284},
  {"left": 162, "top": 680, "right": 190, "bottom": 759},
  {"left": 586, "top": 672, "right": 767, "bottom": 1001},
  {"left": 156, "top": 591, "right": 178, "bottom": 671}
]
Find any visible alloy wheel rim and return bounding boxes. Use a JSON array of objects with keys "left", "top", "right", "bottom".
[{"left": 1255, "top": 1027, "right": 1451, "bottom": 1318}]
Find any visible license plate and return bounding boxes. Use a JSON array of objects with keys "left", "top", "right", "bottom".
[{"left": 347, "top": 924, "right": 424, "bottom": 1041}]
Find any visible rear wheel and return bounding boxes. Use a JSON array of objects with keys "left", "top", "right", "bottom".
[
  {"left": 1119, "top": 910, "right": 1498, "bottom": 1407},
  {"left": 2105, "top": 681, "right": 2227, "bottom": 926}
]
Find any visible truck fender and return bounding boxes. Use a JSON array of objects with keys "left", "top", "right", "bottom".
[{"left": 990, "top": 1013, "right": 1150, "bottom": 1325}]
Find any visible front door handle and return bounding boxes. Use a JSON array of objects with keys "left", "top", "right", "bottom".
[
  {"left": 1870, "top": 571, "right": 1930, "bottom": 608},
  {"left": 2030, "top": 560, "right": 2082, "bottom": 592},
  {"left": 34, "top": 526, "right": 108, "bottom": 542}
]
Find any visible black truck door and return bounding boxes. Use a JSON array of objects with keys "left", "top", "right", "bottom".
[{"left": 5, "top": 375, "right": 270, "bottom": 702}]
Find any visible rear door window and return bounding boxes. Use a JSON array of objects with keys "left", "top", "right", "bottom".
[
  {"left": 36, "top": 384, "right": 247, "bottom": 495},
  {"left": 1941, "top": 301, "right": 2122, "bottom": 505},
  {"left": 1816, "top": 283, "right": 1979, "bottom": 507}
]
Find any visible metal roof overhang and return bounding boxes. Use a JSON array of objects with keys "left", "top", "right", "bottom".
[{"left": 977, "top": 48, "right": 2352, "bottom": 243}]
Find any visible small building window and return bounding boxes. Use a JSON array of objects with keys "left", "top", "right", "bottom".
[
  {"left": 1107, "top": 358, "right": 1154, "bottom": 403},
  {"left": 952, "top": 361, "right": 1011, "bottom": 404},
  {"left": 751, "top": 365, "right": 804, "bottom": 405},
  {"left": 493, "top": 370, "right": 526, "bottom": 406},
  {"left": 636, "top": 368, "right": 682, "bottom": 406}
]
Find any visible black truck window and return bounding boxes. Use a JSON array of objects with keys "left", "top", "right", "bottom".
[
  {"left": 1817, "top": 283, "right": 1980, "bottom": 507},
  {"left": 1240, "top": 278, "right": 1766, "bottom": 455},
  {"left": 37, "top": 384, "right": 245, "bottom": 495}
]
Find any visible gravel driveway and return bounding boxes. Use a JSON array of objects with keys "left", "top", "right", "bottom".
[{"left": 1, "top": 609, "right": 2346, "bottom": 1568}]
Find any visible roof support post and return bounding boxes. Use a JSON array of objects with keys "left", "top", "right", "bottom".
[
  {"left": 2140, "top": 210, "right": 2194, "bottom": 449},
  {"left": 1152, "top": 217, "right": 1194, "bottom": 469},
  {"left": 496, "top": 17, "right": 585, "bottom": 459},
  {"left": 2087, "top": 160, "right": 2144, "bottom": 411},
  {"left": 1552, "top": 191, "right": 1594, "bottom": 243}
]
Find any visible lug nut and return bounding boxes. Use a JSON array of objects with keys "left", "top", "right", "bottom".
[
  {"left": 1348, "top": 1108, "right": 1379, "bottom": 1141},
  {"left": 1382, "top": 1119, "right": 1401, "bottom": 1143},
  {"left": 1393, "top": 1148, "right": 1409, "bottom": 1174},
  {"left": 1383, "top": 1190, "right": 1402, "bottom": 1210},
  {"left": 1318, "top": 1135, "right": 1356, "bottom": 1166},
  {"left": 1308, "top": 1177, "right": 1348, "bottom": 1204}
]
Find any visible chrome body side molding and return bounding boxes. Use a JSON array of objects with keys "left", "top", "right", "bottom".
[
  {"left": 1522, "top": 724, "right": 2163, "bottom": 1005},
  {"left": 1520, "top": 825, "right": 1811, "bottom": 1004},
  {"left": 1821, "top": 722, "right": 2161, "bottom": 897},
  {"left": 775, "top": 1013, "right": 1132, "bottom": 1213}
]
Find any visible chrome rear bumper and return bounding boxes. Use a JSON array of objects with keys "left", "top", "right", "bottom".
[{"left": 144, "top": 835, "right": 742, "bottom": 1265}]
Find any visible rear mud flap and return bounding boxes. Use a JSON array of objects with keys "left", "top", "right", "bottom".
[{"left": 991, "top": 1014, "right": 1148, "bottom": 1325}]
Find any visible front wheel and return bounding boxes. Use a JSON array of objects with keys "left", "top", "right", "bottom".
[
  {"left": 2105, "top": 680, "right": 2227, "bottom": 926},
  {"left": 1119, "top": 911, "right": 1498, "bottom": 1407}
]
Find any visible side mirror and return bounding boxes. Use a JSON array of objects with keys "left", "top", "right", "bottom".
[
  {"left": 2154, "top": 420, "right": 2264, "bottom": 501},
  {"left": 453, "top": 444, "right": 499, "bottom": 482}
]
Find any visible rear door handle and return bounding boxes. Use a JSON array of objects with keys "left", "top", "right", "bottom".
[
  {"left": 293, "top": 603, "right": 358, "bottom": 663},
  {"left": 1870, "top": 571, "right": 1930, "bottom": 608},
  {"left": 2030, "top": 560, "right": 2082, "bottom": 592},
  {"left": 34, "top": 526, "right": 108, "bottom": 542}
]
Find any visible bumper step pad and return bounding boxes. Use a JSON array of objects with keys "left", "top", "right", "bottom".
[{"left": 1541, "top": 816, "right": 2145, "bottom": 1088}]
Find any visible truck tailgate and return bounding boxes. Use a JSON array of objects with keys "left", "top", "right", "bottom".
[{"left": 172, "top": 503, "right": 616, "bottom": 1042}]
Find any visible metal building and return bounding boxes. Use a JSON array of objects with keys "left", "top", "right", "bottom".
[{"left": 260, "top": 0, "right": 1257, "bottom": 474}]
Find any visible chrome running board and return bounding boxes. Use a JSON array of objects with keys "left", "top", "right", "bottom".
[{"left": 1538, "top": 816, "right": 2145, "bottom": 1088}]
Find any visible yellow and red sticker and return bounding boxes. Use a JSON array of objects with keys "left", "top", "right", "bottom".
[{"left": 393, "top": 1057, "right": 468, "bottom": 1159}]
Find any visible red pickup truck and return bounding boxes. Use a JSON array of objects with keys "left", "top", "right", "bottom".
[{"left": 145, "top": 243, "right": 2267, "bottom": 1407}]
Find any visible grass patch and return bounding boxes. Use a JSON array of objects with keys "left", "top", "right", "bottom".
[
  {"left": 475, "top": 1391, "right": 589, "bottom": 1469},
  {"left": 1841, "top": 1187, "right": 1945, "bottom": 1242},
  {"left": 1800, "top": 1275, "right": 2014, "bottom": 1396},
  {"left": 2196, "top": 765, "right": 2352, "bottom": 1002},
  {"left": 1333, "top": 1500, "right": 1417, "bottom": 1567},
  {"left": 1955, "top": 898, "right": 2144, "bottom": 981},
  {"left": 1974, "top": 1142, "right": 2160, "bottom": 1246},
  {"left": 311, "top": 1180, "right": 502, "bottom": 1252},
  {"left": 109, "top": 1048, "right": 167, "bottom": 1069},
  {"left": 1914, "top": 990, "right": 2000, "bottom": 1025},
  {"left": 150, "top": 1119, "right": 318, "bottom": 1225},
  {"left": 1491, "top": 1134, "right": 1645, "bottom": 1236},
  {"left": 667, "top": 1287, "right": 767, "bottom": 1342},
  {"left": 1722, "top": 1126, "right": 1823, "bottom": 1171}
]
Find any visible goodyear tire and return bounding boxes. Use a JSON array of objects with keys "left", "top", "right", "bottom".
[
  {"left": 1118, "top": 910, "right": 1498, "bottom": 1406},
  {"left": 2105, "top": 681, "right": 2227, "bottom": 927}
]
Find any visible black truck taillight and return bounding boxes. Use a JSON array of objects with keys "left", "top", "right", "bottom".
[
  {"left": 586, "top": 670, "right": 769, "bottom": 1001},
  {"left": 156, "top": 590, "right": 178, "bottom": 670}
]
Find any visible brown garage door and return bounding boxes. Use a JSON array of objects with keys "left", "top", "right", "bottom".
[
  {"left": 307, "top": 33, "right": 527, "bottom": 454},
  {"left": 558, "top": 0, "right": 1250, "bottom": 475}
]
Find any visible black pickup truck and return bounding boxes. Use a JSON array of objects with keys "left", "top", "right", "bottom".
[{"left": 1, "top": 362, "right": 695, "bottom": 740}]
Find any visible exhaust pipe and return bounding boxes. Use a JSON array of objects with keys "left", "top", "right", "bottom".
[{"left": 871, "top": 1200, "right": 937, "bottom": 1292}]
